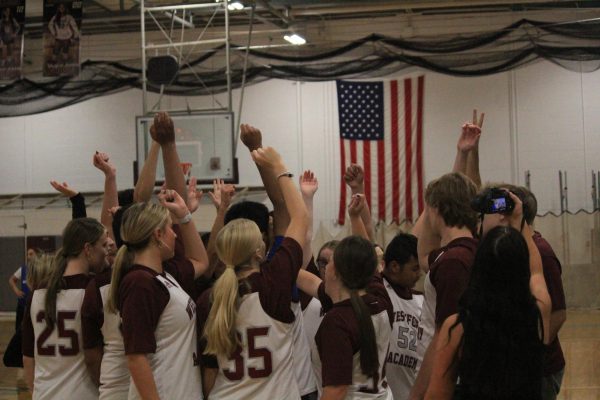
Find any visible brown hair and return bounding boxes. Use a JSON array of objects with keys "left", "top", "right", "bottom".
[{"left": 424, "top": 172, "right": 478, "bottom": 232}]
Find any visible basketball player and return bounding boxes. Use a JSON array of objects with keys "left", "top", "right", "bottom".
[
  {"left": 22, "top": 218, "right": 109, "bottom": 399},
  {"left": 107, "top": 189, "right": 209, "bottom": 400},
  {"left": 197, "top": 146, "right": 308, "bottom": 399}
]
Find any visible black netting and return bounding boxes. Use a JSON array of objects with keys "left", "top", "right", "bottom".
[{"left": 2, "top": 18, "right": 600, "bottom": 117}]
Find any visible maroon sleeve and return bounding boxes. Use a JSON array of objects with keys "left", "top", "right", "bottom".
[
  {"left": 256, "top": 237, "right": 303, "bottom": 322},
  {"left": 542, "top": 255, "right": 566, "bottom": 311},
  {"left": 120, "top": 272, "right": 169, "bottom": 354},
  {"left": 316, "top": 313, "right": 354, "bottom": 387},
  {"left": 428, "top": 248, "right": 444, "bottom": 268},
  {"left": 81, "top": 279, "right": 104, "bottom": 349},
  {"left": 367, "top": 274, "right": 394, "bottom": 325},
  {"left": 300, "top": 257, "right": 320, "bottom": 310},
  {"left": 163, "top": 225, "right": 196, "bottom": 298},
  {"left": 21, "top": 293, "right": 34, "bottom": 357},
  {"left": 317, "top": 283, "right": 333, "bottom": 313},
  {"left": 431, "top": 258, "right": 470, "bottom": 326},
  {"left": 195, "top": 290, "right": 218, "bottom": 369}
]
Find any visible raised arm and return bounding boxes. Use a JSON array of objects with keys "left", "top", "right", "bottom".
[
  {"left": 50, "top": 180, "right": 86, "bottom": 219},
  {"left": 412, "top": 208, "right": 440, "bottom": 273},
  {"left": 344, "top": 164, "right": 375, "bottom": 241},
  {"left": 348, "top": 194, "right": 369, "bottom": 240},
  {"left": 453, "top": 110, "right": 484, "bottom": 188},
  {"left": 158, "top": 189, "right": 210, "bottom": 279},
  {"left": 134, "top": 140, "right": 160, "bottom": 203},
  {"left": 151, "top": 112, "right": 187, "bottom": 200},
  {"left": 93, "top": 151, "right": 118, "bottom": 239},
  {"left": 299, "top": 170, "right": 318, "bottom": 267},
  {"left": 507, "top": 192, "right": 551, "bottom": 344},
  {"left": 251, "top": 147, "right": 308, "bottom": 249},
  {"left": 241, "top": 124, "right": 290, "bottom": 236},
  {"left": 204, "top": 179, "right": 235, "bottom": 275}
]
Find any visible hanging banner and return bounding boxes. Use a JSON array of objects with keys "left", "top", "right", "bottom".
[
  {"left": 0, "top": 0, "right": 25, "bottom": 81},
  {"left": 43, "top": 0, "right": 81, "bottom": 77}
]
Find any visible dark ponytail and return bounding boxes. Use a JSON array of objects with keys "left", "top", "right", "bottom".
[
  {"left": 44, "top": 218, "right": 104, "bottom": 328},
  {"left": 333, "top": 236, "right": 379, "bottom": 378}
]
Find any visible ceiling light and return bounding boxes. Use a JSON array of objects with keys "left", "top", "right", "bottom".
[
  {"left": 228, "top": 1, "right": 244, "bottom": 11},
  {"left": 283, "top": 33, "right": 306, "bottom": 45}
]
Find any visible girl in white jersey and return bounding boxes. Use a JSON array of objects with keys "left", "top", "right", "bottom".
[
  {"left": 22, "top": 217, "right": 108, "bottom": 400},
  {"left": 197, "top": 146, "right": 308, "bottom": 400},
  {"left": 107, "top": 190, "right": 210, "bottom": 400},
  {"left": 297, "top": 236, "right": 394, "bottom": 400}
]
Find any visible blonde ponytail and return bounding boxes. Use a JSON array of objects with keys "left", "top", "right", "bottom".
[
  {"left": 107, "top": 245, "right": 133, "bottom": 313},
  {"left": 203, "top": 218, "right": 263, "bottom": 358}
]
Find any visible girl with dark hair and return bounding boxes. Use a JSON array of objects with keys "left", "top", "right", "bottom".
[
  {"left": 297, "top": 235, "right": 393, "bottom": 399},
  {"left": 425, "top": 194, "right": 551, "bottom": 400},
  {"left": 22, "top": 217, "right": 108, "bottom": 399}
]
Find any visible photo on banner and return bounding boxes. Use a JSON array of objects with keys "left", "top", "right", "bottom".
[
  {"left": 0, "top": 0, "right": 25, "bottom": 81},
  {"left": 43, "top": 0, "right": 81, "bottom": 77}
]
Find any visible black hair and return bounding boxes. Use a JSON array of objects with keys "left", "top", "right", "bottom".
[
  {"left": 333, "top": 236, "right": 379, "bottom": 378},
  {"left": 224, "top": 201, "right": 269, "bottom": 234},
  {"left": 452, "top": 226, "right": 543, "bottom": 400},
  {"left": 118, "top": 189, "right": 135, "bottom": 208},
  {"left": 384, "top": 233, "right": 417, "bottom": 267},
  {"left": 111, "top": 204, "right": 132, "bottom": 248}
]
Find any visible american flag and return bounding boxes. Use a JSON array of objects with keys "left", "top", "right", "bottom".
[{"left": 337, "top": 77, "right": 425, "bottom": 225}]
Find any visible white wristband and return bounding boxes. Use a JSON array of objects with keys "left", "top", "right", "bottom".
[{"left": 179, "top": 212, "right": 193, "bottom": 225}]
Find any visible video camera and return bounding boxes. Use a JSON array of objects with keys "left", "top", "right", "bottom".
[{"left": 471, "top": 187, "right": 515, "bottom": 214}]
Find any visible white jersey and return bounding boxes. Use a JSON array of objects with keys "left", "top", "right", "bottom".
[
  {"left": 383, "top": 278, "right": 425, "bottom": 400},
  {"left": 210, "top": 292, "right": 300, "bottom": 400},
  {"left": 302, "top": 297, "right": 323, "bottom": 348},
  {"left": 27, "top": 277, "right": 98, "bottom": 400},
  {"left": 417, "top": 272, "right": 436, "bottom": 375},
  {"left": 292, "top": 301, "right": 318, "bottom": 395},
  {"left": 128, "top": 272, "right": 202, "bottom": 400},
  {"left": 311, "top": 309, "right": 393, "bottom": 400},
  {"left": 98, "top": 284, "right": 129, "bottom": 400}
]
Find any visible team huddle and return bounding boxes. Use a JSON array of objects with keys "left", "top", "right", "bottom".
[{"left": 10, "top": 111, "right": 566, "bottom": 400}]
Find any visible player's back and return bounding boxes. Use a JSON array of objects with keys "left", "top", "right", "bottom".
[{"left": 28, "top": 275, "right": 98, "bottom": 400}]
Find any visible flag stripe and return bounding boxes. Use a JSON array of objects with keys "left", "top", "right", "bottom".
[
  {"left": 338, "top": 137, "right": 347, "bottom": 225},
  {"left": 417, "top": 76, "right": 425, "bottom": 214},
  {"left": 377, "top": 139, "right": 386, "bottom": 221},
  {"left": 404, "top": 78, "right": 413, "bottom": 222},
  {"left": 390, "top": 80, "right": 400, "bottom": 223},
  {"left": 363, "top": 140, "right": 372, "bottom": 209}
]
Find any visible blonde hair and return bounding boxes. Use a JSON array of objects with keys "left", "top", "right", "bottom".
[
  {"left": 27, "top": 253, "right": 54, "bottom": 290},
  {"left": 107, "top": 202, "right": 170, "bottom": 313},
  {"left": 203, "top": 219, "right": 263, "bottom": 357}
]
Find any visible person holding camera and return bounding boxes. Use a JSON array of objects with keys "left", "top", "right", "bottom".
[
  {"left": 424, "top": 191, "right": 551, "bottom": 400},
  {"left": 473, "top": 184, "right": 566, "bottom": 400}
]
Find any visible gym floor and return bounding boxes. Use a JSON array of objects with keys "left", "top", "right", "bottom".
[{"left": 0, "top": 311, "right": 598, "bottom": 400}]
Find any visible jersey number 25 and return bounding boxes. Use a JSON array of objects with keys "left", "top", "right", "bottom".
[{"left": 36, "top": 311, "right": 80, "bottom": 356}]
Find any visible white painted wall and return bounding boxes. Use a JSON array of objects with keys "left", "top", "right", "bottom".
[{"left": 2, "top": 60, "right": 599, "bottom": 223}]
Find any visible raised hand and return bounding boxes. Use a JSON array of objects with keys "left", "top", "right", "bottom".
[
  {"left": 348, "top": 193, "right": 366, "bottom": 217},
  {"left": 344, "top": 164, "right": 365, "bottom": 193},
  {"left": 506, "top": 191, "right": 524, "bottom": 231},
  {"left": 240, "top": 124, "right": 263, "bottom": 152},
  {"left": 50, "top": 180, "right": 78, "bottom": 198},
  {"left": 186, "top": 177, "right": 203, "bottom": 214},
  {"left": 207, "top": 179, "right": 235, "bottom": 211},
  {"left": 300, "top": 170, "right": 318, "bottom": 199},
  {"left": 457, "top": 109, "right": 484, "bottom": 153},
  {"left": 251, "top": 147, "right": 285, "bottom": 174},
  {"left": 92, "top": 151, "right": 116, "bottom": 177},
  {"left": 150, "top": 112, "right": 175, "bottom": 145},
  {"left": 158, "top": 189, "right": 189, "bottom": 220}
]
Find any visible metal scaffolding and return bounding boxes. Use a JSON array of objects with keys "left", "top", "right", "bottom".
[{"left": 140, "top": 0, "right": 232, "bottom": 115}]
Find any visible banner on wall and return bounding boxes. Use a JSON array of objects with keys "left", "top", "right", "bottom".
[
  {"left": 336, "top": 76, "right": 425, "bottom": 225},
  {"left": 0, "top": 0, "right": 25, "bottom": 81},
  {"left": 43, "top": 0, "right": 81, "bottom": 77}
]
